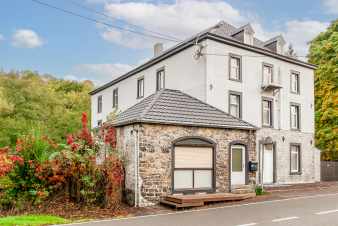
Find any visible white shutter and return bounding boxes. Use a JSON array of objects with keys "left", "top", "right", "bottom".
[{"left": 174, "top": 147, "right": 213, "bottom": 168}]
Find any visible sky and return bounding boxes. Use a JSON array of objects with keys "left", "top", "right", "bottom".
[{"left": 0, "top": 0, "right": 337, "bottom": 85}]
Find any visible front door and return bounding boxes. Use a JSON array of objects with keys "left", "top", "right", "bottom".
[
  {"left": 231, "top": 145, "right": 246, "bottom": 185},
  {"left": 263, "top": 144, "right": 274, "bottom": 184}
]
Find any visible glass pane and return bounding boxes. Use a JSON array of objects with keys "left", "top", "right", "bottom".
[
  {"left": 230, "top": 95, "right": 239, "bottom": 105},
  {"left": 232, "top": 148, "right": 243, "bottom": 172},
  {"left": 264, "top": 144, "right": 273, "bottom": 151},
  {"left": 263, "top": 66, "right": 272, "bottom": 84},
  {"left": 174, "top": 170, "right": 193, "bottom": 189},
  {"left": 291, "top": 151, "right": 299, "bottom": 172},
  {"left": 230, "top": 58, "right": 240, "bottom": 80},
  {"left": 230, "top": 105, "right": 239, "bottom": 117},
  {"left": 263, "top": 110, "right": 269, "bottom": 125},
  {"left": 194, "top": 170, "right": 212, "bottom": 189}
]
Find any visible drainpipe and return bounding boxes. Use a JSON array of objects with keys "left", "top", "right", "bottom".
[{"left": 133, "top": 127, "right": 139, "bottom": 207}]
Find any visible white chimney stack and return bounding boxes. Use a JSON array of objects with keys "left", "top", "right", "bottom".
[{"left": 154, "top": 43, "right": 163, "bottom": 57}]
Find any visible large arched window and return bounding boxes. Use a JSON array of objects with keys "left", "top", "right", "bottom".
[{"left": 172, "top": 137, "right": 215, "bottom": 193}]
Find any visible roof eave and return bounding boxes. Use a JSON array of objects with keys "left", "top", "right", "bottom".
[
  {"left": 205, "top": 32, "right": 317, "bottom": 70},
  {"left": 113, "top": 119, "right": 257, "bottom": 131},
  {"left": 89, "top": 31, "right": 317, "bottom": 95}
]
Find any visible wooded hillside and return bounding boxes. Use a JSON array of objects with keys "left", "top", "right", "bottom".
[{"left": 0, "top": 71, "right": 93, "bottom": 147}]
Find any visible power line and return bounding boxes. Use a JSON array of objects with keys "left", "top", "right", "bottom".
[
  {"left": 30, "top": 0, "right": 308, "bottom": 59},
  {"left": 67, "top": 0, "right": 182, "bottom": 42},
  {"left": 30, "top": 0, "right": 180, "bottom": 43}
]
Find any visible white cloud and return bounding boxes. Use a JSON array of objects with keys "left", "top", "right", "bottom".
[
  {"left": 323, "top": 0, "right": 338, "bottom": 14},
  {"left": 101, "top": 0, "right": 247, "bottom": 48},
  {"left": 12, "top": 29, "right": 44, "bottom": 48},
  {"left": 284, "top": 20, "right": 328, "bottom": 57},
  {"left": 69, "top": 63, "right": 133, "bottom": 85},
  {"left": 95, "top": 0, "right": 329, "bottom": 60}
]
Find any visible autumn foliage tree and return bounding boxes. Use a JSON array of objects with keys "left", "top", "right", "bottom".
[{"left": 308, "top": 19, "right": 338, "bottom": 160}]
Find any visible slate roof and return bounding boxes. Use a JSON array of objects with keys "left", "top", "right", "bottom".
[{"left": 113, "top": 89, "right": 256, "bottom": 130}]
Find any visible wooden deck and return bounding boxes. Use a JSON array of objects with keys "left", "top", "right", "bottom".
[{"left": 160, "top": 193, "right": 256, "bottom": 208}]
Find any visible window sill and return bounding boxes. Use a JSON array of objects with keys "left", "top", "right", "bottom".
[
  {"left": 136, "top": 96, "right": 144, "bottom": 100},
  {"left": 229, "top": 78, "right": 242, "bottom": 83},
  {"left": 262, "top": 125, "right": 273, "bottom": 128},
  {"left": 290, "top": 172, "right": 302, "bottom": 175},
  {"left": 290, "top": 128, "right": 301, "bottom": 132}
]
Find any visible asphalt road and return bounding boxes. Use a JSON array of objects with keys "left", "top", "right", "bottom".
[{"left": 61, "top": 193, "right": 338, "bottom": 226}]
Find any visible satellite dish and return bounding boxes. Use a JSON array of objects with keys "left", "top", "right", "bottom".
[{"left": 193, "top": 43, "right": 204, "bottom": 60}]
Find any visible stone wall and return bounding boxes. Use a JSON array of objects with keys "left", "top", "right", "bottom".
[
  {"left": 136, "top": 123, "right": 256, "bottom": 206},
  {"left": 116, "top": 125, "right": 137, "bottom": 206},
  {"left": 256, "top": 128, "right": 319, "bottom": 184}
]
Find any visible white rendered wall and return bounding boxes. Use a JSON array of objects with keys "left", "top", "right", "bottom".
[
  {"left": 205, "top": 39, "right": 314, "bottom": 133},
  {"left": 91, "top": 43, "right": 207, "bottom": 128}
]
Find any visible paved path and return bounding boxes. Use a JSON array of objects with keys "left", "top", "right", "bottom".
[{"left": 61, "top": 193, "right": 338, "bottom": 226}]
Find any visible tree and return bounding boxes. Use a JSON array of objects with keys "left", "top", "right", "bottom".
[
  {"left": 308, "top": 19, "right": 338, "bottom": 160},
  {"left": 0, "top": 71, "right": 93, "bottom": 147}
]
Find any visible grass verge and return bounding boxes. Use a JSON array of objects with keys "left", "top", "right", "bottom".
[{"left": 0, "top": 214, "right": 70, "bottom": 226}]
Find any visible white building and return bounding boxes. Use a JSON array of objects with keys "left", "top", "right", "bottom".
[{"left": 90, "top": 21, "right": 320, "bottom": 185}]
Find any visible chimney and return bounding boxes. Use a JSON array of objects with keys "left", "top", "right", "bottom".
[{"left": 153, "top": 43, "right": 163, "bottom": 57}]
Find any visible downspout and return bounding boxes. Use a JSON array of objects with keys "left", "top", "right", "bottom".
[{"left": 133, "top": 127, "right": 139, "bottom": 207}]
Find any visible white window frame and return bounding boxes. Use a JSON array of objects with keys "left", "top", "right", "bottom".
[
  {"left": 290, "top": 104, "right": 300, "bottom": 130},
  {"left": 290, "top": 71, "right": 300, "bottom": 94},
  {"left": 262, "top": 98, "right": 273, "bottom": 127},
  {"left": 229, "top": 54, "right": 241, "bottom": 81},
  {"left": 262, "top": 63, "right": 273, "bottom": 85},
  {"left": 156, "top": 68, "right": 165, "bottom": 91},
  {"left": 290, "top": 144, "right": 301, "bottom": 174},
  {"left": 229, "top": 92, "right": 242, "bottom": 118}
]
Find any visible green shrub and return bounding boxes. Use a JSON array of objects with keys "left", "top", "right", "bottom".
[{"left": 255, "top": 186, "right": 264, "bottom": 196}]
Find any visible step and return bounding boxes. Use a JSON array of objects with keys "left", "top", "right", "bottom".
[
  {"left": 160, "top": 199, "right": 204, "bottom": 208},
  {"left": 164, "top": 193, "right": 255, "bottom": 204}
]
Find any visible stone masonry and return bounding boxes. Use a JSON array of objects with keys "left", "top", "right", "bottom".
[{"left": 117, "top": 123, "right": 256, "bottom": 207}]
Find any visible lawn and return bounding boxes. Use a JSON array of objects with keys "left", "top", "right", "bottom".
[{"left": 0, "top": 215, "right": 69, "bottom": 226}]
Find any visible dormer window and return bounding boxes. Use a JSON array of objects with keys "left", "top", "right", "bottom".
[{"left": 262, "top": 63, "right": 273, "bottom": 85}]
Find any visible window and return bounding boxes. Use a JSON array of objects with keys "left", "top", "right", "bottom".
[
  {"left": 229, "top": 92, "right": 242, "bottom": 118},
  {"left": 137, "top": 78, "right": 144, "bottom": 98},
  {"left": 97, "top": 95, "right": 102, "bottom": 113},
  {"left": 173, "top": 146, "right": 213, "bottom": 191},
  {"left": 156, "top": 68, "right": 165, "bottom": 91},
  {"left": 113, "top": 88, "right": 118, "bottom": 108},
  {"left": 290, "top": 104, "right": 300, "bottom": 130},
  {"left": 262, "top": 64, "right": 273, "bottom": 85},
  {"left": 97, "top": 120, "right": 102, "bottom": 127},
  {"left": 229, "top": 55, "right": 241, "bottom": 81},
  {"left": 290, "top": 144, "right": 301, "bottom": 174},
  {"left": 262, "top": 98, "right": 273, "bottom": 127},
  {"left": 290, "top": 71, "right": 300, "bottom": 94}
]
